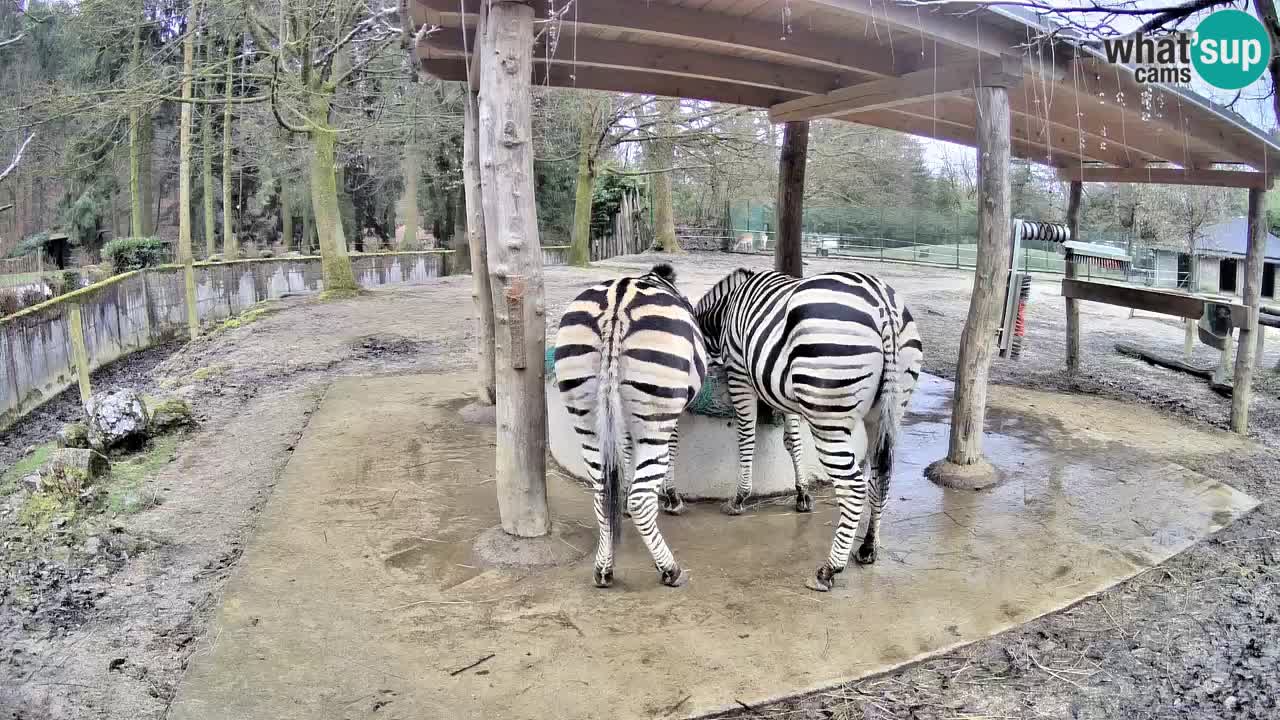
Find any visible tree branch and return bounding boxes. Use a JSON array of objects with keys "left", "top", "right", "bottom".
[
  {"left": 0, "top": 132, "right": 35, "bottom": 184},
  {"left": 0, "top": 33, "right": 24, "bottom": 50}
]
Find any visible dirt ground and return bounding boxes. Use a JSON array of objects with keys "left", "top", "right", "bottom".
[{"left": 2, "top": 252, "right": 1278, "bottom": 719}]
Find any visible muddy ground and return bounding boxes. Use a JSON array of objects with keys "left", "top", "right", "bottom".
[{"left": 1, "top": 252, "right": 1278, "bottom": 719}]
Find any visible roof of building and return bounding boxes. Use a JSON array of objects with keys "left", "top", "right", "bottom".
[
  {"left": 1197, "top": 218, "right": 1280, "bottom": 260},
  {"left": 414, "top": 0, "right": 1280, "bottom": 176}
]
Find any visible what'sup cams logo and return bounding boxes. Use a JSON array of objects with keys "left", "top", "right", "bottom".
[{"left": 1102, "top": 9, "right": 1271, "bottom": 90}]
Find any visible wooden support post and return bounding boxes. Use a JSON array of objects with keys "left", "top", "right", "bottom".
[
  {"left": 774, "top": 120, "right": 808, "bottom": 278},
  {"left": 478, "top": 0, "right": 551, "bottom": 537},
  {"left": 926, "top": 83, "right": 1011, "bottom": 489},
  {"left": 67, "top": 303, "right": 91, "bottom": 405},
  {"left": 1184, "top": 318, "right": 1196, "bottom": 360},
  {"left": 464, "top": 0, "right": 496, "bottom": 405},
  {"left": 1064, "top": 180, "right": 1082, "bottom": 373},
  {"left": 1230, "top": 188, "right": 1268, "bottom": 433}
]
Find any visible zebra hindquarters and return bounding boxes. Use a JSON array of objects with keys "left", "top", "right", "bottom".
[{"left": 619, "top": 381, "right": 688, "bottom": 587}]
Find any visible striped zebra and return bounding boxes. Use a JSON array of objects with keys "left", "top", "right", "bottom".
[
  {"left": 693, "top": 269, "right": 923, "bottom": 592},
  {"left": 554, "top": 264, "right": 708, "bottom": 589}
]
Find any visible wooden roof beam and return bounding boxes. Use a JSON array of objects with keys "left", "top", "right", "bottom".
[
  {"left": 422, "top": 32, "right": 850, "bottom": 95},
  {"left": 848, "top": 108, "right": 1091, "bottom": 168},
  {"left": 1055, "top": 166, "right": 1275, "bottom": 189},
  {"left": 804, "top": 0, "right": 1022, "bottom": 56},
  {"left": 770, "top": 56, "right": 1022, "bottom": 123},
  {"left": 413, "top": 0, "right": 917, "bottom": 78},
  {"left": 420, "top": 59, "right": 802, "bottom": 109}
]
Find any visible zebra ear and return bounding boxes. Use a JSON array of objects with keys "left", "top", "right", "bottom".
[{"left": 650, "top": 263, "right": 677, "bottom": 283}]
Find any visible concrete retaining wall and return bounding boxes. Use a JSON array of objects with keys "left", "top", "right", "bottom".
[{"left": 1, "top": 251, "right": 451, "bottom": 428}]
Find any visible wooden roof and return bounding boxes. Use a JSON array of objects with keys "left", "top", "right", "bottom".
[{"left": 412, "top": 0, "right": 1280, "bottom": 181}]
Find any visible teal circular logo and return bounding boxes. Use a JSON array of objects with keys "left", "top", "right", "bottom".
[{"left": 1193, "top": 9, "right": 1271, "bottom": 90}]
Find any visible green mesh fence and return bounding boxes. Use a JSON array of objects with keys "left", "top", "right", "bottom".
[{"left": 545, "top": 346, "right": 737, "bottom": 419}]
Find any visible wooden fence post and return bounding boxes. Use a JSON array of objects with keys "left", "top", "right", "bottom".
[
  {"left": 67, "top": 303, "right": 92, "bottom": 405},
  {"left": 478, "top": 0, "right": 550, "bottom": 537},
  {"left": 775, "top": 120, "right": 809, "bottom": 278},
  {"left": 926, "top": 76, "right": 1014, "bottom": 490},
  {"left": 1064, "top": 180, "right": 1082, "bottom": 373},
  {"left": 463, "top": 0, "right": 496, "bottom": 405},
  {"left": 1230, "top": 187, "right": 1268, "bottom": 433}
]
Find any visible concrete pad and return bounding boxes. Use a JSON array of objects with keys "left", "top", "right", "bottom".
[{"left": 171, "top": 372, "right": 1257, "bottom": 720}]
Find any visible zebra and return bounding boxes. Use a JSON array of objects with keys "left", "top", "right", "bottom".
[
  {"left": 554, "top": 263, "right": 708, "bottom": 589},
  {"left": 693, "top": 268, "right": 923, "bottom": 592}
]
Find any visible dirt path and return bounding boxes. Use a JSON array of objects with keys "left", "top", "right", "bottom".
[{"left": 2, "top": 253, "right": 1277, "bottom": 719}]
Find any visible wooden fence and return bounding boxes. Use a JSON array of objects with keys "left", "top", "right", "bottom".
[{"left": 544, "top": 188, "right": 652, "bottom": 265}]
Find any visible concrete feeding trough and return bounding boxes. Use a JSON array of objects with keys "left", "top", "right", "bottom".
[{"left": 545, "top": 348, "right": 817, "bottom": 501}]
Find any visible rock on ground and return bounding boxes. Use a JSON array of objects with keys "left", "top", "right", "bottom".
[
  {"left": 58, "top": 421, "right": 90, "bottom": 449},
  {"left": 147, "top": 396, "right": 194, "bottom": 434},
  {"left": 86, "top": 389, "right": 150, "bottom": 452},
  {"left": 40, "top": 448, "right": 110, "bottom": 498}
]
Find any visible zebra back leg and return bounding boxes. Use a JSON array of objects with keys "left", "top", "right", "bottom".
[
  {"left": 628, "top": 430, "right": 687, "bottom": 587},
  {"left": 566, "top": 391, "right": 618, "bottom": 588},
  {"left": 806, "top": 420, "right": 869, "bottom": 592},
  {"left": 783, "top": 414, "right": 813, "bottom": 513},
  {"left": 621, "top": 432, "right": 635, "bottom": 519},
  {"left": 855, "top": 417, "right": 886, "bottom": 565},
  {"left": 659, "top": 426, "right": 686, "bottom": 516},
  {"left": 723, "top": 369, "right": 760, "bottom": 515}
]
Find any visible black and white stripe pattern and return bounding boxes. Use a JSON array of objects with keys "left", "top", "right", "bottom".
[
  {"left": 554, "top": 264, "right": 707, "bottom": 589},
  {"left": 694, "top": 269, "right": 923, "bottom": 592}
]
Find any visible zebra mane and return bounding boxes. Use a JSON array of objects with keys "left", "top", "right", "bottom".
[{"left": 694, "top": 268, "right": 754, "bottom": 316}]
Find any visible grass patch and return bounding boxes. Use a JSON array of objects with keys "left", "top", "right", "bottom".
[
  {"left": 18, "top": 491, "right": 78, "bottom": 536},
  {"left": 0, "top": 441, "right": 55, "bottom": 497},
  {"left": 105, "top": 434, "right": 178, "bottom": 515},
  {"left": 191, "top": 363, "right": 228, "bottom": 382},
  {"left": 216, "top": 303, "right": 276, "bottom": 333},
  {"left": 318, "top": 288, "right": 364, "bottom": 301}
]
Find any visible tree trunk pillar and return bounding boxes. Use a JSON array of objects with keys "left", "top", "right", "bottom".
[
  {"left": 463, "top": 1, "right": 496, "bottom": 405},
  {"left": 926, "top": 82, "right": 1012, "bottom": 489},
  {"left": 478, "top": 0, "right": 550, "bottom": 537},
  {"left": 1064, "top": 180, "right": 1082, "bottom": 373},
  {"left": 775, "top": 120, "right": 809, "bottom": 278},
  {"left": 1230, "top": 187, "right": 1268, "bottom": 433}
]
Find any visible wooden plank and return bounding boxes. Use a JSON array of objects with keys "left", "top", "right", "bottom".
[
  {"left": 848, "top": 107, "right": 1092, "bottom": 168},
  {"left": 1055, "top": 166, "right": 1274, "bottom": 190},
  {"left": 422, "top": 58, "right": 798, "bottom": 109},
  {"left": 414, "top": 0, "right": 914, "bottom": 77},
  {"left": 423, "top": 32, "right": 850, "bottom": 95},
  {"left": 770, "top": 56, "right": 1022, "bottom": 123},
  {"left": 1230, "top": 188, "right": 1268, "bottom": 433},
  {"left": 1061, "top": 278, "right": 1248, "bottom": 326},
  {"left": 477, "top": 0, "right": 550, "bottom": 537},
  {"left": 774, "top": 120, "right": 807, "bottom": 278},
  {"left": 1064, "top": 181, "right": 1082, "bottom": 374}
]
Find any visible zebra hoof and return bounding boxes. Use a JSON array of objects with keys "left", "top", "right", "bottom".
[
  {"left": 854, "top": 541, "right": 878, "bottom": 565},
  {"left": 720, "top": 500, "right": 745, "bottom": 516},
  {"left": 805, "top": 565, "right": 836, "bottom": 592},
  {"left": 593, "top": 567, "right": 614, "bottom": 588},
  {"left": 660, "top": 566, "right": 688, "bottom": 587},
  {"left": 795, "top": 490, "right": 814, "bottom": 513},
  {"left": 660, "top": 492, "right": 686, "bottom": 516}
]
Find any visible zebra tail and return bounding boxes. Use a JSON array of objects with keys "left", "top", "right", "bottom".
[
  {"left": 596, "top": 322, "right": 627, "bottom": 551},
  {"left": 874, "top": 311, "right": 903, "bottom": 480}
]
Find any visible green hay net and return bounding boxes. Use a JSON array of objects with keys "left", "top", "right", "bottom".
[{"left": 545, "top": 346, "right": 737, "bottom": 419}]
